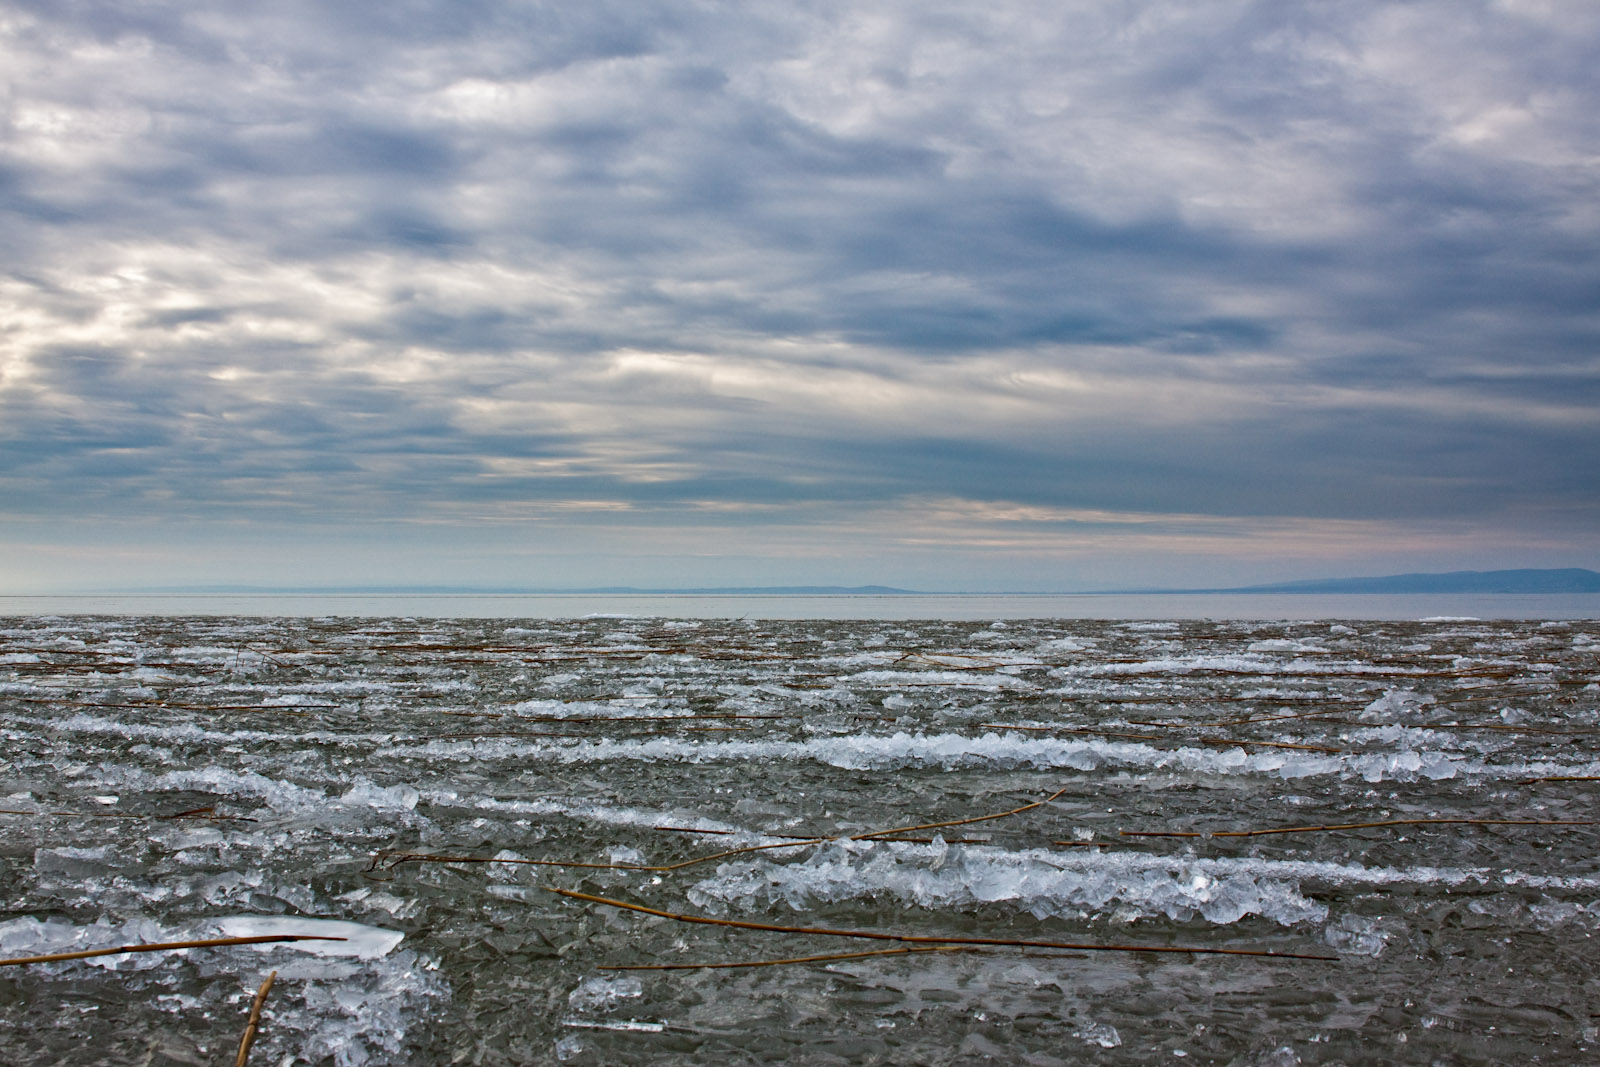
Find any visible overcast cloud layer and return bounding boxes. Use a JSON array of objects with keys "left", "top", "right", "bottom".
[{"left": 2, "top": 0, "right": 1598, "bottom": 590}]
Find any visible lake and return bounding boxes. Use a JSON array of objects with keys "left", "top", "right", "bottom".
[
  {"left": 2, "top": 591, "right": 1597, "bottom": 620},
  {"left": 2, "top": 612, "right": 1597, "bottom": 1064}
]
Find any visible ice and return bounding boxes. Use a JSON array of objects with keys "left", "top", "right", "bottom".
[
  {"left": 1075, "top": 1021, "right": 1122, "bottom": 1048},
  {"left": 1036, "top": 637, "right": 1093, "bottom": 652},
  {"left": 0, "top": 916, "right": 81, "bottom": 955},
  {"left": 568, "top": 975, "right": 644, "bottom": 1013},
  {"left": 1323, "top": 913, "right": 1396, "bottom": 957},
  {"left": 687, "top": 844, "right": 1334, "bottom": 926},
  {"left": 93, "top": 761, "right": 333, "bottom": 813},
  {"left": 1359, "top": 687, "right": 1435, "bottom": 723},
  {"left": 34, "top": 844, "right": 121, "bottom": 877},
  {"left": 560, "top": 1019, "right": 666, "bottom": 1033},
  {"left": 158, "top": 826, "right": 227, "bottom": 850},
  {"left": 6, "top": 613, "right": 1599, "bottom": 1065},
  {"left": 290, "top": 950, "right": 447, "bottom": 1067},
  {"left": 846, "top": 668, "right": 1038, "bottom": 690},
  {"left": 1528, "top": 898, "right": 1600, "bottom": 930},
  {"left": 214, "top": 916, "right": 405, "bottom": 959},
  {"left": 0, "top": 916, "right": 180, "bottom": 971},
  {"left": 1247, "top": 639, "right": 1327, "bottom": 653},
  {"left": 354, "top": 891, "right": 419, "bottom": 919},
  {"left": 338, "top": 780, "right": 421, "bottom": 811}
]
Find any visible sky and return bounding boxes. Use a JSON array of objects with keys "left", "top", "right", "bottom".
[{"left": 2, "top": 0, "right": 1598, "bottom": 593}]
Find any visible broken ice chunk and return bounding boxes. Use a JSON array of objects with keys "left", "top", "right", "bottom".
[
  {"left": 214, "top": 916, "right": 403, "bottom": 959},
  {"left": 568, "top": 975, "right": 644, "bottom": 1013},
  {"left": 1075, "top": 1021, "right": 1121, "bottom": 1048}
]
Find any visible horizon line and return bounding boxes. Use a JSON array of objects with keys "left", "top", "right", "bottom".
[{"left": 6, "top": 566, "right": 1599, "bottom": 599}]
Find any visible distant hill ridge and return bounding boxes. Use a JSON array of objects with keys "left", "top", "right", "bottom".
[{"left": 110, "top": 570, "right": 1599, "bottom": 596}]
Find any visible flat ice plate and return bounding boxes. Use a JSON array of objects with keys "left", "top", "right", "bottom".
[{"left": 215, "top": 916, "right": 404, "bottom": 959}]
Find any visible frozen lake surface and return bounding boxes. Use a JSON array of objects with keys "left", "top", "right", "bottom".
[{"left": 2, "top": 613, "right": 1598, "bottom": 1064}]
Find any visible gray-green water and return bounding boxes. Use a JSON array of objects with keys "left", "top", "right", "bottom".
[
  {"left": 4, "top": 591, "right": 1599, "bottom": 619},
  {"left": 2, "top": 614, "right": 1598, "bottom": 1064}
]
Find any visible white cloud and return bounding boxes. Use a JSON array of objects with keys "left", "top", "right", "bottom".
[{"left": 1, "top": 0, "right": 1597, "bottom": 587}]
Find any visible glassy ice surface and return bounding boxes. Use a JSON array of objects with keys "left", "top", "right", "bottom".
[{"left": 1, "top": 614, "right": 1597, "bottom": 1064}]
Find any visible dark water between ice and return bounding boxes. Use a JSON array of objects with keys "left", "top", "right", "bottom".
[{"left": 2, "top": 614, "right": 1598, "bottom": 1065}]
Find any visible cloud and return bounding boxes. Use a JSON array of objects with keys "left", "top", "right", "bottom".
[{"left": 1, "top": 0, "right": 1597, "bottom": 587}]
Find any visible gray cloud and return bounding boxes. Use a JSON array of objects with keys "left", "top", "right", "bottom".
[{"left": 1, "top": 0, "right": 1597, "bottom": 587}]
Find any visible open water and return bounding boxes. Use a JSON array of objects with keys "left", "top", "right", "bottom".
[
  {"left": 2, "top": 610, "right": 1598, "bottom": 1064},
  {"left": 4, "top": 592, "right": 1599, "bottom": 620}
]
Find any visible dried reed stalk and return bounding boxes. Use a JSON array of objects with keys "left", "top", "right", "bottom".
[
  {"left": 435, "top": 731, "right": 600, "bottom": 740},
  {"left": 648, "top": 826, "right": 988, "bottom": 844},
  {"left": 437, "top": 724, "right": 753, "bottom": 740},
  {"left": 377, "top": 787, "right": 1071, "bottom": 875},
  {"left": 1197, "top": 738, "right": 1345, "bottom": 754},
  {"left": 0, "top": 934, "right": 346, "bottom": 968},
  {"left": 1406, "top": 722, "right": 1590, "bottom": 736},
  {"left": 1181, "top": 703, "right": 1367, "bottom": 729},
  {"left": 895, "top": 653, "right": 1049, "bottom": 671},
  {"left": 372, "top": 838, "right": 812, "bottom": 874},
  {"left": 547, "top": 887, "right": 1337, "bottom": 961},
  {"left": 233, "top": 970, "right": 276, "bottom": 1067},
  {"left": 1127, "top": 697, "right": 1369, "bottom": 729},
  {"left": 9, "top": 696, "right": 323, "bottom": 713},
  {"left": 508, "top": 713, "right": 786, "bottom": 723},
  {"left": 602, "top": 945, "right": 972, "bottom": 971},
  {"left": 0, "top": 805, "right": 252, "bottom": 822},
  {"left": 1121, "top": 817, "right": 1593, "bottom": 839}
]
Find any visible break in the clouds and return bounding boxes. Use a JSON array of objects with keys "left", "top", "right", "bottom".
[{"left": 1, "top": 0, "right": 1598, "bottom": 590}]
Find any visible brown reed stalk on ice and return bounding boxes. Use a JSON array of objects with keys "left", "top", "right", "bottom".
[
  {"left": 604, "top": 945, "right": 975, "bottom": 971},
  {"left": 372, "top": 786, "right": 1073, "bottom": 875},
  {"left": 0, "top": 935, "right": 346, "bottom": 969},
  {"left": 234, "top": 970, "right": 277, "bottom": 1067},
  {"left": 0, "top": 805, "right": 254, "bottom": 822},
  {"left": 546, "top": 887, "right": 1338, "bottom": 961},
  {"left": 1121, "top": 818, "right": 1593, "bottom": 840}
]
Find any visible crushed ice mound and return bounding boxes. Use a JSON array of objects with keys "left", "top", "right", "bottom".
[
  {"left": 289, "top": 949, "right": 445, "bottom": 1067},
  {"left": 1528, "top": 897, "right": 1600, "bottom": 931},
  {"left": 338, "top": 779, "right": 421, "bottom": 811},
  {"left": 688, "top": 844, "right": 1330, "bottom": 926},
  {"left": 0, "top": 915, "right": 179, "bottom": 971},
  {"left": 0, "top": 914, "right": 442, "bottom": 1067},
  {"left": 1359, "top": 688, "right": 1436, "bottom": 724},
  {"left": 215, "top": 915, "right": 405, "bottom": 958},
  {"left": 1246, "top": 639, "right": 1327, "bottom": 653},
  {"left": 1037, "top": 636, "right": 1094, "bottom": 653},
  {"left": 512, "top": 731, "right": 1469, "bottom": 782},
  {"left": 1074, "top": 1020, "right": 1122, "bottom": 1048}
]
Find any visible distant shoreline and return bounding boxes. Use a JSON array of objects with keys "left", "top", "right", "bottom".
[{"left": 13, "top": 567, "right": 1598, "bottom": 598}]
